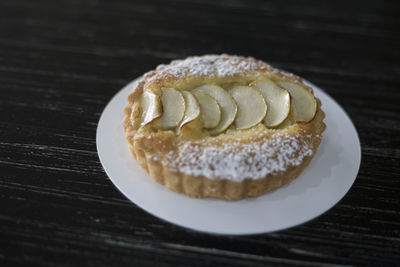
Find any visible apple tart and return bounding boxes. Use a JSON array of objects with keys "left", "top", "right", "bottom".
[{"left": 123, "top": 54, "right": 326, "bottom": 200}]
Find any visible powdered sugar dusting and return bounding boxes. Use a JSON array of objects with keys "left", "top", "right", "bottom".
[
  {"left": 147, "top": 55, "right": 264, "bottom": 83},
  {"left": 163, "top": 132, "right": 314, "bottom": 181}
]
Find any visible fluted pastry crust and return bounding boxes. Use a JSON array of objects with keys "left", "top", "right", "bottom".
[{"left": 123, "top": 54, "right": 326, "bottom": 200}]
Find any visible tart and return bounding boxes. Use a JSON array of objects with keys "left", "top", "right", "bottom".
[{"left": 123, "top": 54, "right": 326, "bottom": 200}]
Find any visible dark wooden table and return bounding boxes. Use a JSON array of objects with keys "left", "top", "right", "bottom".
[{"left": 1, "top": 0, "right": 399, "bottom": 266}]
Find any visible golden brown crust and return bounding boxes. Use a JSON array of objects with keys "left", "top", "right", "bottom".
[{"left": 123, "top": 54, "right": 326, "bottom": 200}]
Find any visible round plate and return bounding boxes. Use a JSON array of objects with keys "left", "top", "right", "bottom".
[{"left": 96, "top": 79, "right": 361, "bottom": 235}]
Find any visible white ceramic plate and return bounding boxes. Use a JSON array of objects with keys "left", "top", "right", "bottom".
[{"left": 97, "top": 79, "right": 361, "bottom": 235}]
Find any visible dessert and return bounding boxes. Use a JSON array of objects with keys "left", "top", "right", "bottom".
[{"left": 123, "top": 54, "right": 326, "bottom": 200}]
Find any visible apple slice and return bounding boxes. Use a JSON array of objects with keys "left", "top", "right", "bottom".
[
  {"left": 180, "top": 91, "right": 200, "bottom": 128},
  {"left": 251, "top": 79, "right": 291, "bottom": 127},
  {"left": 153, "top": 88, "right": 185, "bottom": 129},
  {"left": 276, "top": 80, "right": 317, "bottom": 123},
  {"left": 230, "top": 85, "right": 267, "bottom": 130},
  {"left": 194, "top": 84, "right": 237, "bottom": 134},
  {"left": 192, "top": 90, "right": 221, "bottom": 128},
  {"left": 140, "top": 91, "right": 162, "bottom": 126}
]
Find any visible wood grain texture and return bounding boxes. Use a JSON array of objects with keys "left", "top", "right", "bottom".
[{"left": 1, "top": 0, "right": 399, "bottom": 266}]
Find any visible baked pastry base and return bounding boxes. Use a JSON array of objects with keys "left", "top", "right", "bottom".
[{"left": 123, "top": 55, "right": 326, "bottom": 200}]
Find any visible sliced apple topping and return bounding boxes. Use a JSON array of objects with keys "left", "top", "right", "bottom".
[
  {"left": 180, "top": 91, "right": 200, "bottom": 129},
  {"left": 276, "top": 80, "right": 317, "bottom": 123},
  {"left": 194, "top": 84, "right": 237, "bottom": 134},
  {"left": 153, "top": 88, "right": 186, "bottom": 129},
  {"left": 192, "top": 90, "right": 221, "bottom": 129},
  {"left": 251, "top": 79, "right": 291, "bottom": 127},
  {"left": 230, "top": 86, "right": 267, "bottom": 130},
  {"left": 140, "top": 91, "right": 162, "bottom": 126}
]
